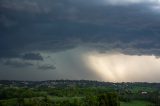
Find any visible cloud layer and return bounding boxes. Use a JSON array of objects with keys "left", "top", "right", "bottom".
[
  {"left": 0, "top": 0, "right": 160, "bottom": 58},
  {"left": 0, "top": 0, "right": 160, "bottom": 81}
]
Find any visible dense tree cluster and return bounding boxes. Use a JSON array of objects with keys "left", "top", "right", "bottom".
[{"left": 0, "top": 81, "right": 159, "bottom": 106}]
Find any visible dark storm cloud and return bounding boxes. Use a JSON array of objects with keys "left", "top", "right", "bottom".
[
  {"left": 22, "top": 53, "right": 43, "bottom": 61},
  {"left": 1, "top": 0, "right": 160, "bottom": 59},
  {"left": 38, "top": 64, "right": 56, "bottom": 70},
  {"left": 4, "top": 59, "right": 33, "bottom": 68}
]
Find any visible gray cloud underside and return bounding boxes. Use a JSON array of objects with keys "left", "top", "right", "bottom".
[
  {"left": 3, "top": 59, "right": 33, "bottom": 68},
  {"left": 22, "top": 53, "right": 43, "bottom": 61},
  {"left": 1, "top": 0, "right": 160, "bottom": 59},
  {"left": 38, "top": 64, "right": 56, "bottom": 70}
]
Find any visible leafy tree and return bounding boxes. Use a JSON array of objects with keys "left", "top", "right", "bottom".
[
  {"left": 98, "top": 93, "right": 120, "bottom": 106},
  {"left": 17, "top": 97, "right": 24, "bottom": 106}
]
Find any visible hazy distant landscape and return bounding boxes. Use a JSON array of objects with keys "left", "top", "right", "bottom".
[{"left": 0, "top": 80, "right": 160, "bottom": 106}]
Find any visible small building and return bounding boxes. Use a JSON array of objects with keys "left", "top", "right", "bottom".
[{"left": 141, "top": 91, "right": 148, "bottom": 95}]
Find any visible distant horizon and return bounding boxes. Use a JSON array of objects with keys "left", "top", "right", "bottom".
[{"left": 0, "top": 79, "right": 160, "bottom": 83}]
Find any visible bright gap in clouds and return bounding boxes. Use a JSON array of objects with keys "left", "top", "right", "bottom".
[
  {"left": 106, "top": 0, "right": 146, "bottom": 5},
  {"left": 103, "top": 0, "right": 160, "bottom": 11},
  {"left": 85, "top": 52, "right": 160, "bottom": 82},
  {"left": 105, "top": 0, "right": 159, "bottom": 5}
]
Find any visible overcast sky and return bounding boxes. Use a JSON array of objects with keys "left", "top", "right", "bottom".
[{"left": 1, "top": 0, "right": 160, "bottom": 82}]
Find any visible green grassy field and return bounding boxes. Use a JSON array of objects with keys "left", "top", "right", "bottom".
[
  {"left": 129, "top": 86, "right": 156, "bottom": 93},
  {"left": 121, "top": 100, "right": 153, "bottom": 106},
  {"left": 48, "top": 96, "right": 83, "bottom": 101}
]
